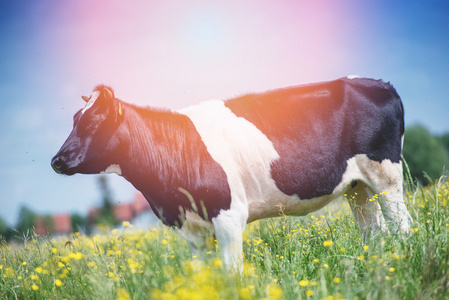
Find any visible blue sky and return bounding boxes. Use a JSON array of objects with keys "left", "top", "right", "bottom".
[{"left": 1, "top": 0, "right": 448, "bottom": 225}]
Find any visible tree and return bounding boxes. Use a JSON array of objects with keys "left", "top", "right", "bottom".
[
  {"left": 71, "top": 213, "right": 88, "bottom": 234},
  {"left": 0, "top": 216, "right": 12, "bottom": 242},
  {"left": 439, "top": 133, "right": 449, "bottom": 154},
  {"left": 403, "top": 125, "right": 449, "bottom": 185},
  {"left": 15, "top": 206, "right": 37, "bottom": 234},
  {"left": 94, "top": 175, "right": 118, "bottom": 227}
]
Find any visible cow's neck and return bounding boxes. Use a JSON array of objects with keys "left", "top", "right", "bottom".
[
  {"left": 117, "top": 104, "right": 201, "bottom": 197},
  {"left": 110, "top": 103, "right": 231, "bottom": 226}
]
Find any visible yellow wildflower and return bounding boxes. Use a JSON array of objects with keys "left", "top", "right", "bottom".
[
  {"left": 243, "top": 262, "right": 256, "bottom": 276},
  {"left": 212, "top": 258, "right": 222, "bottom": 268},
  {"left": 87, "top": 261, "right": 96, "bottom": 267},
  {"left": 299, "top": 279, "right": 309, "bottom": 287},
  {"left": 239, "top": 287, "right": 254, "bottom": 299},
  {"left": 267, "top": 283, "right": 283, "bottom": 300},
  {"left": 116, "top": 288, "right": 131, "bottom": 300},
  {"left": 55, "top": 279, "right": 63, "bottom": 287},
  {"left": 323, "top": 240, "right": 333, "bottom": 247},
  {"left": 69, "top": 252, "right": 83, "bottom": 260}
]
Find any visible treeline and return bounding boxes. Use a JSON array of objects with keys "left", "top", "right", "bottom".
[
  {"left": 403, "top": 125, "right": 449, "bottom": 184},
  {"left": 0, "top": 176, "right": 119, "bottom": 243}
]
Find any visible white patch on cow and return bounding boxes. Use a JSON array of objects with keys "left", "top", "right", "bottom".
[
  {"left": 81, "top": 91, "right": 100, "bottom": 114},
  {"left": 347, "top": 75, "right": 360, "bottom": 79},
  {"left": 178, "top": 100, "right": 294, "bottom": 219},
  {"left": 179, "top": 100, "right": 301, "bottom": 269},
  {"left": 101, "top": 164, "right": 122, "bottom": 176}
]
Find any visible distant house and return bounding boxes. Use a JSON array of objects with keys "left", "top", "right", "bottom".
[
  {"left": 35, "top": 192, "right": 158, "bottom": 236},
  {"left": 53, "top": 213, "right": 71, "bottom": 234},
  {"left": 34, "top": 213, "right": 71, "bottom": 236},
  {"left": 128, "top": 193, "right": 160, "bottom": 229},
  {"left": 113, "top": 203, "right": 135, "bottom": 221},
  {"left": 133, "top": 193, "right": 151, "bottom": 214}
]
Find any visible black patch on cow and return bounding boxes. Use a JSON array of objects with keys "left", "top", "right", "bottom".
[
  {"left": 225, "top": 77, "right": 404, "bottom": 200},
  {"left": 115, "top": 104, "right": 232, "bottom": 227}
]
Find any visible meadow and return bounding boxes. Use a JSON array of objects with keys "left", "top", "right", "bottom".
[{"left": 1, "top": 176, "right": 448, "bottom": 300}]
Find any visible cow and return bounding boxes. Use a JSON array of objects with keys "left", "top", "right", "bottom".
[{"left": 51, "top": 77, "right": 412, "bottom": 270}]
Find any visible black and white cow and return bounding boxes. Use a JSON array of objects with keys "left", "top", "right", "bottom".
[{"left": 51, "top": 77, "right": 412, "bottom": 269}]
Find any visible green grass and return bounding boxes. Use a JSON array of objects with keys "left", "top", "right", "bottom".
[{"left": 1, "top": 178, "right": 449, "bottom": 300}]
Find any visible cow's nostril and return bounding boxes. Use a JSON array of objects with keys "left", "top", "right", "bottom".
[{"left": 51, "top": 156, "right": 64, "bottom": 173}]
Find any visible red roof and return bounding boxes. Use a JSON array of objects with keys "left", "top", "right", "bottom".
[
  {"left": 53, "top": 213, "right": 71, "bottom": 234},
  {"left": 113, "top": 203, "right": 135, "bottom": 221},
  {"left": 133, "top": 193, "right": 151, "bottom": 213},
  {"left": 34, "top": 214, "right": 72, "bottom": 235}
]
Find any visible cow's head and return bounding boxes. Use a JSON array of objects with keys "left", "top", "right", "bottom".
[{"left": 51, "top": 85, "right": 125, "bottom": 175}]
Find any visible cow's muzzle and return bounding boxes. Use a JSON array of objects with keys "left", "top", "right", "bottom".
[
  {"left": 51, "top": 155, "right": 65, "bottom": 174},
  {"left": 51, "top": 155, "right": 76, "bottom": 175}
]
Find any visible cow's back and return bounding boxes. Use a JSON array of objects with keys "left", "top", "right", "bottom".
[{"left": 224, "top": 77, "right": 404, "bottom": 200}]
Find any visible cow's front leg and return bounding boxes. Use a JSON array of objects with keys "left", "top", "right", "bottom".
[
  {"left": 212, "top": 209, "right": 247, "bottom": 272},
  {"left": 179, "top": 211, "right": 215, "bottom": 259}
]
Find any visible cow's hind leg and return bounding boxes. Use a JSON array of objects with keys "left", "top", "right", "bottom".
[
  {"left": 346, "top": 180, "right": 387, "bottom": 240},
  {"left": 360, "top": 158, "right": 412, "bottom": 234}
]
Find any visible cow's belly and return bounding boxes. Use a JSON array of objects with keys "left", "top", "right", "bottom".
[
  {"left": 244, "top": 171, "right": 343, "bottom": 223},
  {"left": 246, "top": 193, "right": 334, "bottom": 223},
  {"left": 247, "top": 154, "right": 372, "bottom": 222}
]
